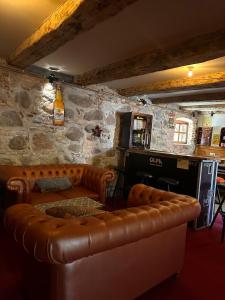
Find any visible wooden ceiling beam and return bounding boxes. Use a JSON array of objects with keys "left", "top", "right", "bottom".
[
  {"left": 75, "top": 28, "right": 225, "bottom": 85},
  {"left": 150, "top": 92, "right": 225, "bottom": 104},
  {"left": 182, "top": 104, "right": 225, "bottom": 110},
  {"left": 118, "top": 71, "right": 225, "bottom": 96},
  {"left": 7, "top": 0, "right": 139, "bottom": 68}
]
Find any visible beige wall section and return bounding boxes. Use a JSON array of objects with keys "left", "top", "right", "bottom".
[
  {"left": 0, "top": 0, "right": 66, "bottom": 57},
  {"left": 197, "top": 113, "right": 225, "bottom": 128},
  {"left": 0, "top": 66, "right": 196, "bottom": 167}
]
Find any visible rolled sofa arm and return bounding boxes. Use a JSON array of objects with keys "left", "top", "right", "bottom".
[
  {"left": 82, "top": 165, "right": 115, "bottom": 203},
  {"left": 4, "top": 190, "right": 200, "bottom": 265},
  {"left": 128, "top": 184, "right": 197, "bottom": 207},
  {"left": 7, "top": 177, "right": 30, "bottom": 203}
]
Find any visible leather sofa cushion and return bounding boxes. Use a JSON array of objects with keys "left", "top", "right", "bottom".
[
  {"left": 57, "top": 186, "right": 99, "bottom": 200},
  {"left": 46, "top": 205, "right": 104, "bottom": 218},
  {"left": 36, "top": 177, "right": 72, "bottom": 193},
  {"left": 29, "top": 186, "right": 99, "bottom": 205},
  {"left": 29, "top": 192, "right": 66, "bottom": 205}
]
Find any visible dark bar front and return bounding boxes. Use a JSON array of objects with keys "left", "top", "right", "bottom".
[{"left": 124, "top": 149, "right": 218, "bottom": 230}]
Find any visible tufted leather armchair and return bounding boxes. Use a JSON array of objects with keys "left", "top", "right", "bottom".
[
  {"left": 0, "top": 164, "right": 115, "bottom": 206},
  {"left": 4, "top": 184, "right": 200, "bottom": 300}
]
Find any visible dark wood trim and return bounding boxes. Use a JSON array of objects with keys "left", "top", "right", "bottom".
[
  {"left": 181, "top": 104, "right": 225, "bottom": 109},
  {"left": 75, "top": 28, "right": 225, "bottom": 85},
  {"left": 118, "top": 71, "right": 225, "bottom": 96},
  {"left": 151, "top": 91, "right": 225, "bottom": 104}
]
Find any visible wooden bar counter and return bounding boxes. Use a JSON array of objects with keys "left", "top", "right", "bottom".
[{"left": 124, "top": 149, "right": 219, "bottom": 230}]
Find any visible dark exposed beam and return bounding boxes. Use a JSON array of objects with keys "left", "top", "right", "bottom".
[
  {"left": 75, "top": 28, "right": 225, "bottom": 85},
  {"left": 118, "top": 71, "right": 225, "bottom": 96},
  {"left": 151, "top": 92, "right": 225, "bottom": 104},
  {"left": 7, "top": 0, "right": 139, "bottom": 68},
  {"left": 182, "top": 103, "right": 225, "bottom": 110}
]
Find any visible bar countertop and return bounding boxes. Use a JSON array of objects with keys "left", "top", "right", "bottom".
[{"left": 126, "top": 148, "right": 221, "bottom": 161}]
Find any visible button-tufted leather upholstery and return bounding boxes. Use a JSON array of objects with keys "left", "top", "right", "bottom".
[
  {"left": 128, "top": 183, "right": 195, "bottom": 206},
  {"left": 0, "top": 164, "right": 115, "bottom": 206},
  {"left": 4, "top": 184, "right": 200, "bottom": 300}
]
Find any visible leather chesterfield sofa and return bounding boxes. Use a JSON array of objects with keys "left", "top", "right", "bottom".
[
  {"left": 0, "top": 164, "right": 115, "bottom": 207},
  {"left": 4, "top": 184, "right": 200, "bottom": 300}
]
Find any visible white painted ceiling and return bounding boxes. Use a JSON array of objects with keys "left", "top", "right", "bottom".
[
  {"left": 106, "top": 57, "right": 225, "bottom": 90},
  {"left": 146, "top": 87, "right": 225, "bottom": 99},
  {"left": 181, "top": 107, "right": 225, "bottom": 112},
  {"left": 33, "top": 0, "right": 225, "bottom": 86},
  {"left": 0, "top": 0, "right": 225, "bottom": 111},
  {"left": 148, "top": 87, "right": 225, "bottom": 111},
  {"left": 0, "top": 0, "right": 66, "bottom": 57},
  {"left": 179, "top": 101, "right": 225, "bottom": 107},
  {"left": 33, "top": 0, "right": 225, "bottom": 112},
  {"left": 178, "top": 100, "right": 225, "bottom": 112}
]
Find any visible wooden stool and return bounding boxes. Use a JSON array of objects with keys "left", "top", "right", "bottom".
[{"left": 136, "top": 171, "right": 153, "bottom": 186}]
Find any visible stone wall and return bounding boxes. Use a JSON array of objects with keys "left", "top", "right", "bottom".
[{"left": 0, "top": 66, "right": 196, "bottom": 167}]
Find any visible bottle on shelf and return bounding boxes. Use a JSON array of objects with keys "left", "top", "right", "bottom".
[
  {"left": 53, "top": 83, "right": 64, "bottom": 126},
  {"left": 118, "top": 112, "right": 152, "bottom": 149}
]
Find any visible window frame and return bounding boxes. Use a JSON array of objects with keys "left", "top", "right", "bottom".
[{"left": 174, "top": 120, "right": 189, "bottom": 145}]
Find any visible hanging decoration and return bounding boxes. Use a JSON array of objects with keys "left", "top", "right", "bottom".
[{"left": 92, "top": 125, "right": 102, "bottom": 137}]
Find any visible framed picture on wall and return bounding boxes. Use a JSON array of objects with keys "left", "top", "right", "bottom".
[{"left": 211, "top": 126, "right": 221, "bottom": 147}]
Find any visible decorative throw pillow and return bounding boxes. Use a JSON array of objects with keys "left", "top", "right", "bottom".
[
  {"left": 46, "top": 205, "right": 104, "bottom": 218},
  {"left": 35, "top": 197, "right": 104, "bottom": 213},
  {"left": 36, "top": 177, "right": 72, "bottom": 193}
]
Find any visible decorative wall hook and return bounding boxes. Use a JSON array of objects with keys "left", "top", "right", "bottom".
[
  {"left": 137, "top": 98, "right": 147, "bottom": 106},
  {"left": 92, "top": 125, "right": 102, "bottom": 137},
  {"left": 47, "top": 73, "right": 58, "bottom": 84}
]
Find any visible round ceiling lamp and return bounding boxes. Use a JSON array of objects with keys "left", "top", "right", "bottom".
[{"left": 187, "top": 66, "right": 194, "bottom": 77}]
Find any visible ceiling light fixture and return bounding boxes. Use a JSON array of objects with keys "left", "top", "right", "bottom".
[
  {"left": 187, "top": 66, "right": 194, "bottom": 77},
  {"left": 47, "top": 73, "right": 58, "bottom": 84},
  {"left": 49, "top": 66, "right": 60, "bottom": 72},
  {"left": 47, "top": 67, "right": 60, "bottom": 84},
  {"left": 137, "top": 98, "right": 147, "bottom": 106}
]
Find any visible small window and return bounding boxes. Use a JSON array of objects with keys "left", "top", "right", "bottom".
[{"left": 174, "top": 121, "right": 188, "bottom": 144}]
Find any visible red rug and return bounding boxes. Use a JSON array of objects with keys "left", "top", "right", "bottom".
[
  {"left": 138, "top": 215, "right": 225, "bottom": 299},
  {"left": 1, "top": 216, "right": 225, "bottom": 300},
  {"left": 0, "top": 224, "right": 27, "bottom": 300}
]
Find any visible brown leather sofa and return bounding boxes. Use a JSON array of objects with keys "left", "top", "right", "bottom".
[
  {"left": 0, "top": 164, "right": 115, "bottom": 207},
  {"left": 4, "top": 184, "right": 200, "bottom": 300}
]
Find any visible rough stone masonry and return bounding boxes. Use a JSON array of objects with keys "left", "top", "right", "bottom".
[{"left": 0, "top": 66, "right": 196, "bottom": 167}]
